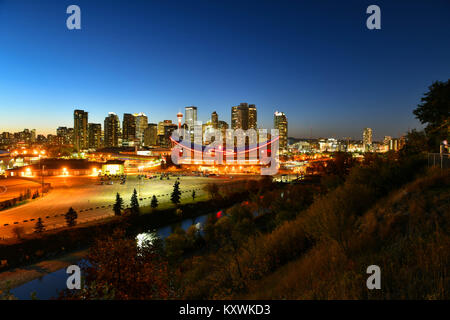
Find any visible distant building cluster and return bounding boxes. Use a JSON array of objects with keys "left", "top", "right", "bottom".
[
  {"left": 0, "top": 129, "right": 37, "bottom": 145},
  {"left": 0, "top": 103, "right": 290, "bottom": 155},
  {"left": 287, "top": 128, "right": 405, "bottom": 154}
]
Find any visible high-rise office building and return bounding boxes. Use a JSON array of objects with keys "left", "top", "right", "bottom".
[
  {"left": 158, "top": 120, "right": 173, "bottom": 135},
  {"left": 231, "top": 106, "right": 238, "bottom": 130},
  {"left": 363, "top": 128, "right": 373, "bottom": 151},
  {"left": 122, "top": 113, "right": 136, "bottom": 144},
  {"left": 211, "top": 111, "right": 219, "bottom": 129},
  {"left": 158, "top": 123, "right": 178, "bottom": 148},
  {"left": 231, "top": 103, "right": 256, "bottom": 130},
  {"left": 74, "top": 109, "right": 88, "bottom": 151},
  {"left": 88, "top": 123, "right": 102, "bottom": 149},
  {"left": 274, "top": 111, "right": 288, "bottom": 151},
  {"left": 248, "top": 104, "right": 257, "bottom": 130},
  {"left": 134, "top": 112, "right": 148, "bottom": 146},
  {"left": 185, "top": 106, "right": 197, "bottom": 130},
  {"left": 104, "top": 112, "right": 120, "bottom": 148},
  {"left": 144, "top": 123, "right": 158, "bottom": 146}
]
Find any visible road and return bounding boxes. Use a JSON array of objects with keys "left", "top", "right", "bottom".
[{"left": 0, "top": 175, "right": 243, "bottom": 239}]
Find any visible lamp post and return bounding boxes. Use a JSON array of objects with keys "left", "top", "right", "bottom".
[{"left": 40, "top": 156, "right": 45, "bottom": 194}]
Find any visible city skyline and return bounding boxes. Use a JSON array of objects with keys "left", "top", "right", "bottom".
[
  {"left": 2, "top": 1, "right": 450, "bottom": 139},
  {"left": 2, "top": 106, "right": 394, "bottom": 143}
]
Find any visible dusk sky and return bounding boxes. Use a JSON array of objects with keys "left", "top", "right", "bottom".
[{"left": 1, "top": 0, "right": 449, "bottom": 140}]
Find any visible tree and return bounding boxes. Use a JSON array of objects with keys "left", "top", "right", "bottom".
[
  {"left": 401, "top": 129, "right": 428, "bottom": 156},
  {"left": 205, "top": 183, "right": 220, "bottom": 200},
  {"left": 60, "top": 229, "right": 176, "bottom": 299},
  {"left": 113, "top": 193, "right": 124, "bottom": 216},
  {"left": 11, "top": 226, "right": 25, "bottom": 240},
  {"left": 130, "top": 189, "right": 140, "bottom": 215},
  {"left": 192, "top": 190, "right": 196, "bottom": 201},
  {"left": 34, "top": 218, "right": 45, "bottom": 233},
  {"left": 413, "top": 79, "right": 450, "bottom": 151},
  {"left": 171, "top": 181, "right": 181, "bottom": 205},
  {"left": 151, "top": 195, "right": 158, "bottom": 209},
  {"left": 165, "top": 228, "right": 188, "bottom": 263},
  {"left": 65, "top": 207, "right": 78, "bottom": 227}
]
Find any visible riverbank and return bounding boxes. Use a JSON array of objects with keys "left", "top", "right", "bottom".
[{"left": 0, "top": 248, "right": 88, "bottom": 291}]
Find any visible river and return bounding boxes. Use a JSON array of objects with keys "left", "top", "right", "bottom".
[{"left": 11, "top": 212, "right": 213, "bottom": 299}]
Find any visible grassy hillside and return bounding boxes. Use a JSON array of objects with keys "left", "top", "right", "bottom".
[{"left": 243, "top": 168, "right": 449, "bottom": 299}]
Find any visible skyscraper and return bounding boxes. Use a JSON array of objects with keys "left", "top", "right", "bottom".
[
  {"left": 231, "top": 106, "right": 238, "bottom": 130},
  {"left": 88, "top": 123, "right": 102, "bottom": 149},
  {"left": 185, "top": 106, "right": 197, "bottom": 130},
  {"left": 158, "top": 120, "right": 173, "bottom": 135},
  {"left": 134, "top": 112, "right": 148, "bottom": 146},
  {"left": 104, "top": 113, "right": 120, "bottom": 148},
  {"left": 231, "top": 103, "right": 256, "bottom": 130},
  {"left": 73, "top": 109, "right": 88, "bottom": 151},
  {"left": 248, "top": 104, "right": 257, "bottom": 130},
  {"left": 144, "top": 123, "right": 158, "bottom": 146},
  {"left": 211, "top": 111, "right": 219, "bottom": 129},
  {"left": 363, "top": 128, "right": 373, "bottom": 151},
  {"left": 274, "top": 111, "right": 288, "bottom": 151},
  {"left": 160, "top": 123, "right": 178, "bottom": 148},
  {"left": 122, "top": 113, "right": 136, "bottom": 144}
]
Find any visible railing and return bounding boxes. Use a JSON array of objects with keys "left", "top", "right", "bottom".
[{"left": 428, "top": 153, "right": 450, "bottom": 169}]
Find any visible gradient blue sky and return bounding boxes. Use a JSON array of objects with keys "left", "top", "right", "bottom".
[{"left": 1, "top": 0, "right": 449, "bottom": 140}]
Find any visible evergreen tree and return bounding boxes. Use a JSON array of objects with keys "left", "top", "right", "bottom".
[
  {"left": 113, "top": 193, "right": 124, "bottom": 216},
  {"left": 65, "top": 207, "right": 78, "bottom": 227},
  {"left": 130, "top": 189, "right": 140, "bottom": 215},
  {"left": 171, "top": 180, "right": 181, "bottom": 205},
  {"left": 34, "top": 217, "right": 45, "bottom": 233},
  {"left": 151, "top": 195, "right": 158, "bottom": 209}
]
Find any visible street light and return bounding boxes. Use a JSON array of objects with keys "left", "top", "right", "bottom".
[{"left": 40, "top": 156, "right": 45, "bottom": 194}]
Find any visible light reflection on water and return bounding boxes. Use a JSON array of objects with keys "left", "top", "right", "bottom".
[{"left": 10, "top": 212, "right": 212, "bottom": 300}]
